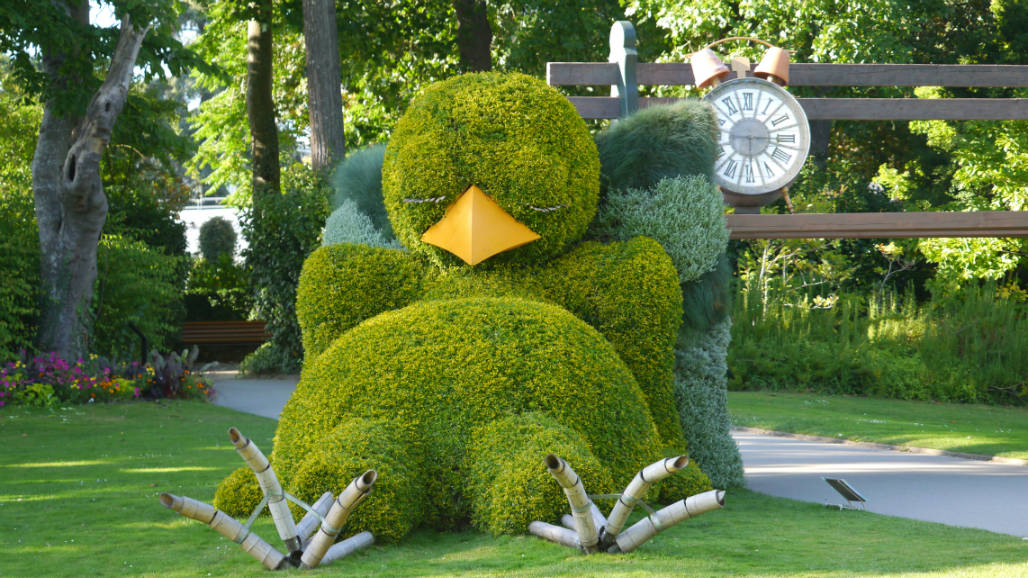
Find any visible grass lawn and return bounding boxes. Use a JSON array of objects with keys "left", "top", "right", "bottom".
[
  {"left": 728, "top": 391, "right": 1028, "bottom": 460},
  {"left": 2, "top": 401, "right": 1027, "bottom": 577}
]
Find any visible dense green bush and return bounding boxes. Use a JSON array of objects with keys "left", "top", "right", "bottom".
[
  {"left": 241, "top": 162, "right": 331, "bottom": 374},
  {"left": 382, "top": 72, "right": 600, "bottom": 266},
  {"left": 594, "top": 100, "right": 718, "bottom": 195},
  {"left": 0, "top": 193, "right": 39, "bottom": 360},
  {"left": 729, "top": 281, "right": 1028, "bottom": 405},
  {"left": 183, "top": 255, "right": 252, "bottom": 321},
  {"left": 329, "top": 144, "right": 393, "bottom": 239},
  {"left": 675, "top": 318, "right": 745, "bottom": 488},
  {"left": 198, "top": 216, "right": 237, "bottom": 262},
  {"left": 91, "top": 235, "right": 184, "bottom": 361},
  {"left": 591, "top": 175, "right": 727, "bottom": 284},
  {"left": 220, "top": 297, "right": 709, "bottom": 540},
  {"left": 322, "top": 199, "right": 402, "bottom": 249}
]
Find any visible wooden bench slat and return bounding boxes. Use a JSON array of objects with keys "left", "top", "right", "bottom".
[
  {"left": 726, "top": 212, "right": 1028, "bottom": 239},
  {"left": 566, "top": 96, "right": 1028, "bottom": 121},
  {"left": 181, "top": 321, "right": 269, "bottom": 345},
  {"left": 550, "top": 62, "right": 1028, "bottom": 88}
]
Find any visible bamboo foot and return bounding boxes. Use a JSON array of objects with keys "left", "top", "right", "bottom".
[{"left": 530, "top": 454, "right": 725, "bottom": 554}]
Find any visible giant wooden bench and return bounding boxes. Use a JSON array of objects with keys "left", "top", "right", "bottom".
[
  {"left": 181, "top": 320, "right": 269, "bottom": 346},
  {"left": 547, "top": 21, "right": 1028, "bottom": 239}
]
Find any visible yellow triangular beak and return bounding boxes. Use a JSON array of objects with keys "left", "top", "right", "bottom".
[{"left": 421, "top": 185, "right": 540, "bottom": 266}]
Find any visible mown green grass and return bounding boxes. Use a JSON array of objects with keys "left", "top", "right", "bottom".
[
  {"left": 2, "top": 400, "right": 1027, "bottom": 576},
  {"left": 729, "top": 391, "right": 1028, "bottom": 460}
]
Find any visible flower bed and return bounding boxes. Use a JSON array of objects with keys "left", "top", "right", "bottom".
[{"left": 0, "top": 350, "right": 212, "bottom": 408}]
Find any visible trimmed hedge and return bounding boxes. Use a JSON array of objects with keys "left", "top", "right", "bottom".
[
  {"left": 298, "top": 237, "right": 684, "bottom": 447},
  {"left": 296, "top": 243, "right": 424, "bottom": 359},
  {"left": 594, "top": 100, "right": 718, "bottom": 195},
  {"left": 219, "top": 297, "right": 709, "bottom": 540},
  {"left": 382, "top": 72, "right": 600, "bottom": 267}
]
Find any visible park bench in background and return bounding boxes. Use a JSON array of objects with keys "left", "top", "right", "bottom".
[
  {"left": 547, "top": 21, "right": 1028, "bottom": 239},
  {"left": 181, "top": 320, "right": 269, "bottom": 346}
]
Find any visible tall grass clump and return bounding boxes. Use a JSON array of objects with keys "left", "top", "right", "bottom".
[{"left": 729, "top": 279, "right": 1028, "bottom": 405}]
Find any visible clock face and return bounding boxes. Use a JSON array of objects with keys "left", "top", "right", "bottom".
[{"left": 704, "top": 77, "right": 811, "bottom": 195}]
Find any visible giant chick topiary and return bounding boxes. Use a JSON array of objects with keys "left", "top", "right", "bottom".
[{"left": 215, "top": 72, "right": 716, "bottom": 544}]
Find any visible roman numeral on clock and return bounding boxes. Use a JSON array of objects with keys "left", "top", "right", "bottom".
[
  {"left": 777, "top": 133, "right": 796, "bottom": 144},
  {"left": 771, "top": 147, "right": 792, "bottom": 163},
  {"left": 722, "top": 159, "right": 738, "bottom": 179},
  {"left": 721, "top": 97, "right": 738, "bottom": 116},
  {"left": 771, "top": 114, "right": 790, "bottom": 127}
]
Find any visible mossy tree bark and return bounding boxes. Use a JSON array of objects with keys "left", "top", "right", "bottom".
[
  {"left": 302, "top": 0, "right": 346, "bottom": 173},
  {"left": 32, "top": 1, "right": 149, "bottom": 361}
]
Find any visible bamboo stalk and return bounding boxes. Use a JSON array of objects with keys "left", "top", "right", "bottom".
[
  {"left": 228, "top": 426, "right": 301, "bottom": 554},
  {"left": 545, "top": 454, "right": 599, "bottom": 553},
  {"left": 605, "top": 456, "right": 689, "bottom": 539},
  {"left": 300, "top": 470, "right": 377, "bottom": 569},
  {"left": 159, "top": 493, "right": 287, "bottom": 570},
  {"left": 528, "top": 521, "right": 581, "bottom": 549},
  {"left": 297, "top": 491, "right": 335, "bottom": 550},
  {"left": 319, "top": 531, "right": 375, "bottom": 566},
  {"left": 610, "top": 489, "right": 725, "bottom": 553}
]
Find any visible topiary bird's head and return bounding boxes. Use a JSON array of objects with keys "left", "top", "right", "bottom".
[{"left": 382, "top": 72, "right": 600, "bottom": 267}]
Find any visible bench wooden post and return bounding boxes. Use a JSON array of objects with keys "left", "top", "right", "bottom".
[{"left": 608, "top": 21, "right": 638, "bottom": 118}]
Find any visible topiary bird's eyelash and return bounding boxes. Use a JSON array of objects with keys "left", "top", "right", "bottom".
[{"left": 403, "top": 196, "right": 447, "bottom": 204}]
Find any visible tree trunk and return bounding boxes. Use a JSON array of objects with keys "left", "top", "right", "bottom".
[
  {"left": 246, "top": 0, "right": 280, "bottom": 200},
  {"left": 302, "top": 0, "right": 346, "bottom": 173},
  {"left": 454, "top": 0, "right": 492, "bottom": 72},
  {"left": 32, "top": 4, "right": 149, "bottom": 361}
]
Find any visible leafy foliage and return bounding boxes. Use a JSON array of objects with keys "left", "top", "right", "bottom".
[
  {"left": 183, "top": 255, "right": 252, "bottom": 322},
  {"left": 240, "top": 162, "right": 330, "bottom": 373},
  {"left": 90, "top": 235, "right": 184, "bottom": 361}
]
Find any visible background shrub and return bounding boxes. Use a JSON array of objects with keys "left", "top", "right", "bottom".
[
  {"left": 329, "top": 144, "right": 393, "bottom": 239},
  {"left": 322, "top": 199, "right": 403, "bottom": 250},
  {"left": 593, "top": 100, "right": 718, "bottom": 195},
  {"left": 591, "top": 175, "right": 728, "bottom": 284},
  {"left": 183, "top": 255, "right": 253, "bottom": 321},
  {"left": 241, "top": 162, "right": 331, "bottom": 374},
  {"left": 91, "top": 235, "right": 184, "bottom": 361},
  {"left": 0, "top": 192, "right": 40, "bottom": 360},
  {"left": 197, "top": 216, "right": 237, "bottom": 262}
]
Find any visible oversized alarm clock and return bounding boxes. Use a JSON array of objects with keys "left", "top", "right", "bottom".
[{"left": 693, "top": 43, "right": 811, "bottom": 210}]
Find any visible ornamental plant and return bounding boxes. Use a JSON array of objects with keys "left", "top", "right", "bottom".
[{"left": 0, "top": 349, "right": 213, "bottom": 408}]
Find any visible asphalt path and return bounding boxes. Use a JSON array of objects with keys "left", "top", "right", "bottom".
[
  {"left": 209, "top": 373, "right": 1028, "bottom": 539},
  {"left": 734, "top": 430, "right": 1028, "bottom": 538}
]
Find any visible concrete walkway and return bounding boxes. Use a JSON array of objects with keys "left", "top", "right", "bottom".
[{"left": 208, "top": 372, "right": 1028, "bottom": 539}]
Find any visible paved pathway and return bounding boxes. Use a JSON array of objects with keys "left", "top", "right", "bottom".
[
  {"left": 208, "top": 373, "right": 1028, "bottom": 539},
  {"left": 734, "top": 430, "right": 1028, "bottom": 538}
]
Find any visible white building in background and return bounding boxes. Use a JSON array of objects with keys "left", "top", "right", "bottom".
[{"left": 178, "top": 197, "right": 247, "bottom": 259}]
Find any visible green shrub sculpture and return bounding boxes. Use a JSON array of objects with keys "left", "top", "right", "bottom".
[{"left": 216, "top": 72, "right": 722, "bottom": 545}]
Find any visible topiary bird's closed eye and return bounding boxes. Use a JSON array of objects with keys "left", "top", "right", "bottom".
[
  {"left": 528, "top": 204, "right": 567, "bottom": 213},
  {"left": 403, "top": 196, "right": 448, "bottom": 204}
]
